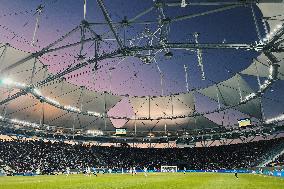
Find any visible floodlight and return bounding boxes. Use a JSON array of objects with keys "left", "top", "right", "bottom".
[
  {"left": 164, "top": 51, "right": 173, "bottom": 59},
  {"left": 2, "top": 78, "right": 13, "bottom": 85}
]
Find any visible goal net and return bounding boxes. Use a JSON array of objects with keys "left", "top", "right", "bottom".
[{"left": 161, "top": 166, "right": 178, "bottom": 173}]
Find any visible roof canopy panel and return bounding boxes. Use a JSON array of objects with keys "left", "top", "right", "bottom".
[
  {"left": 129, "top": 92, "right": 195, "bottom": 119},
  {"left": 257, "top": 3, "right": 284, "bottom": 31},
  {"left": 241, "top": 53, "right": 284, "bottom": 80},
  {"left": 198, "top": 74, "right": 262, "bottom": 119},
  {"left": 124, "top": 115, "right": 219, "bottom": 132},
  {"left": 0, "top": 45, "right": 47, "bottom": 84}
]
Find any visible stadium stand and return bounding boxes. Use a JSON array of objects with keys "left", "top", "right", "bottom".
[
  {"left": 259, "top": 141, "right": 284, "bottom": 167},
  {"left": 268, "top": 153, "right": 284, "bottom": 167},
  {"left": 0, "top": 137, "right": 283, "bottom": 174}
]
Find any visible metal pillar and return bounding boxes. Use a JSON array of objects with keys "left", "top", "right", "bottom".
[
  {"left": 83, "top": 0, "right": 87, "bottom": 20},
  {"left": 96, "top": 0, "right": 124, "bottom": 49},
  {"left": 251, "top": 4, "right": 261, "bottom": 41},
  {"left": 194, "top": 33, "right": 205, "bottom": 80},
  {"left": 31, "top": 5, "right": 44, "bottom": 46},
  {"left": 134, "top": 113, "right": 137, "bottom": 137},
  {"left": 184, "top": 64, "right": 189, "bottom": 92}
]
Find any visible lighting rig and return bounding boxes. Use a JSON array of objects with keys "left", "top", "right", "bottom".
[
  {"left": 194, "top": 32, "right": 206, "bottom": 80},
  {"left": 1, "top": 115, "right": 283, "bottom": 145},
  {"left": 183, "top": 64, "right": 189, "bottom": 92},
  {"left": 30, "top": 4, "right": 44, "bottom": 46},
  {"left": 181, "top": 0, "right": 188, "bottom": 8}
]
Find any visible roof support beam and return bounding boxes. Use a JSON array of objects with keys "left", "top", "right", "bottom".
[
  {"left": 0, "top": 26, "right": 80, "bottom": 73},
  {"left": 96, "top": 0, "right": 124, "bottom": 50},
  {"left": 165, "top": 0, "right": 283, "bottom": 6},
  {"left": 89, "top": 3, "right": 244, "bottom": 26},
  {"left": 262, "top": 23, "right": 284, "bottom": 52},
  {"left": 0, "top": 90, "right": 27, "bottom": 106},
  {"left": 128, "top": 6, "right": 154, "bottom": 23},
  {"left": 171, "top": 4, "right": 243, "bottom": 22}
]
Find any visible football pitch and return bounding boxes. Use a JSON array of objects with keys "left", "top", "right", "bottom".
[{"left": 0, "top": 173, "right": 283, "bottom": 189}]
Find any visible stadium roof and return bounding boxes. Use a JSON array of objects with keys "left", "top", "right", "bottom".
[{"left": 0, "top": 1, "right": 283, "bottom": 137}]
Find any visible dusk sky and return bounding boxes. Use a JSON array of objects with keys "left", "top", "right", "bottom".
[{"left": 0, "top": 0, "right": 284, "bottom": 127}]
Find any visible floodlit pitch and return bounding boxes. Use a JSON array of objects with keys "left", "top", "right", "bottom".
[{"left": 0, "top": 173, "right": 283, "bottom": 189}]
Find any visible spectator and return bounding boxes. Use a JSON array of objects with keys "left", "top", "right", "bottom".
[{"left": 0, "top": 137, "right": 283, "bottom": 174}]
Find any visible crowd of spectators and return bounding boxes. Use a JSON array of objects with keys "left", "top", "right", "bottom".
[
  {"left": 0, "top": 140, "right": 98, "bottom": 174},
  {"left": 0, "top": 137, "right": 283, "bottom": 174},
  {"left": 92, "top": 138, "right": 284, "bottom": 170},
  {"left": 268, "top": 153, "right": 284, "bottom": 167}
]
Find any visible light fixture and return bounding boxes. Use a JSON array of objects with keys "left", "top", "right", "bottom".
[
  {"left": 164, "top": 51, "right": 173, "bottom": 59},
  {"left": 181, "top": 0, "right": 187, "bottom": 8},
  {"left": 1, "top": 78, "right": 13, "bottom": 85}
]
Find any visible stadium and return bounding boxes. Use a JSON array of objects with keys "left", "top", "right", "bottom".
[{"left": 0, "top": 0, "right": 284, "bottom": 188}]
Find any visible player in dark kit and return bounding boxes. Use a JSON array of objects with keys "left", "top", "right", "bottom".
[
  {"left": 234, "top": 172, "right": 238, "bottom": 179},
  {"left": 93, "top": 171, "right": 98, "bottom": 177}
]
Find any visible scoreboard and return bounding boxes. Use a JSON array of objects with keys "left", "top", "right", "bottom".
[
  {"left": 115, "top": 128, "right": 127, "bottom": 135},
  {"left": 238, "top": 118, "right": 251, "bottom": 127}
]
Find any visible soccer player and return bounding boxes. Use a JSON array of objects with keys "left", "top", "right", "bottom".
[
  {"left": 66, "top": 167, "right": 70, "bottom": 176},
  {"left": 234, "top": 171, "right": 239, "bottom": 179},
  {"left": 183, "top": 167, "right": 186, "bottom": 174},
  {"left": 130, "top": 167, "right": 133, "bottom": 176},
  {"left": 133, "top": 166, "right": 137, "bottom": 175},
  {"left": 36, "top": 167, "right": 41, "bottom": 175},
  {"left": 143, "top": 167, "right": 148, "bottom": 177},
  {"left": 153, "top": 167, "right": 157, "bottom": 175},
  {"left": 93, "top": 169, "right": 98, "bottom": 177},
  {"left": 86, "top": 166, "right": 91, "bottom": 177}
]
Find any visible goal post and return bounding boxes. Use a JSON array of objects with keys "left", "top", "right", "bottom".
[{"left": 161, "top": 166, "right": 178, "bottom": 173}]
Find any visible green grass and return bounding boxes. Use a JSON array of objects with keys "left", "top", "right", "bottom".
[{"left": 0, "top": 173, "right": 283, "bottom": 189}]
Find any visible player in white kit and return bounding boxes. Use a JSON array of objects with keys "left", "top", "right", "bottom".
[
  {"left": 133, "top": 167, "right": 137, "bottom": 175},
  {"left": 86, "top": 167, "right": 92, "bottom": 176},
  {"left": 36, "top": 167, "right": 41, "bottom": 175},
  {"left": 129, "top": 167, "right": 133, "bottom": 175},
  {"left": 143, "top": 167, "right": 148, "bottom": 177},
  {"left": 66, "top": 167, "right": 70, "bottom": 176}
]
